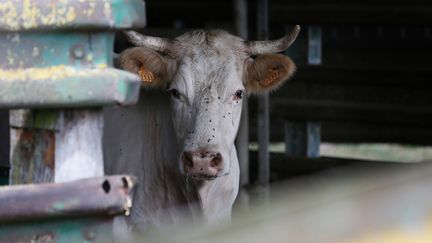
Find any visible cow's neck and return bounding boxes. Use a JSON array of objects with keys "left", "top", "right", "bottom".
[{"left": 195, "top": 145, "right": 240, "bottom": 223}]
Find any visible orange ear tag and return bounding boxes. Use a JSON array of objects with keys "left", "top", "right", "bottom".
[
  {"left": 139, "top": 66, "right": 155, "bottom": 83},
  {"left": 263, "top": 68, "right": 279, "bottom": 86}
]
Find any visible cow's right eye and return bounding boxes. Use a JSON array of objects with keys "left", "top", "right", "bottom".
[{"left": 168, "top": 88, "right": 181, "bottom": 99}]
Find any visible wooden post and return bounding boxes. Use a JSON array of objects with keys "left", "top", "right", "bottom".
[
  {"left": 8, "top": 109, "right": 105, "bottom": 184},
  {"left": 257, "top": 0, "right": 270, "bottom": 186},
  {"left": 55, "top": 109, "right": 104, "bottom": 183},
  {"left": 9, "top": 110, "right": 56, "bottom": 184}
]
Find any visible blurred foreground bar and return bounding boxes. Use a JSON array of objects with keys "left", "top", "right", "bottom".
[{"left": 135, "top": 160, "right": 432, "bottom": 243}]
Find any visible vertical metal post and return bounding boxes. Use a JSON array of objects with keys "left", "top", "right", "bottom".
[
  {"left": 234, "top": 0, "right": 249, "bottom": 187},
  {"left": 308, "top": 25, "right": 322, "bottom": 65},
  {"left": 285, "top": 121, "right": 321, "bottom": 158},
  {"left": 257, "top": 0, "right": 270, "bottom": 186}
]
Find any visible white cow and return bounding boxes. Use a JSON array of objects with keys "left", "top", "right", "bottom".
[{"left": 110, "top": 26, "right": 299, "bottom": 232}]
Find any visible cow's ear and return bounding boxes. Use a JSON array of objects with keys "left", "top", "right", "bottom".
[
  {"left": 244, "top": 54, "right": 296, "bottom": 94},
  {"left": 119, "top": 47, "right": 176, "bottom": 89}
]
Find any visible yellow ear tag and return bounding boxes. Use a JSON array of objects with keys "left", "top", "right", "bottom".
[
  {"left": 139, "top": 66, "right": 155, "bottom": 83},
  {"left": 262, "top": 68, "right": 279, "bottom": 86}
]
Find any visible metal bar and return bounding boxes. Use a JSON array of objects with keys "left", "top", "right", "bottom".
[
  {"left": 256, "top": 0, "right": 270, "bottom": 186},
  {"left": 0, "top": 68, "right": 140, "bottom": 108},
  {"left": 0, "top": 0, "right": 146, "bottom": 31},
  {"left": 307, "top": 25, "right": 322, "bottom": 65},
  {"left": 0, "top": 217, "right": 113, "bottom": 243},
  {"left": 285, "top": 121, "right": 320, "bottom": 158},
  {"left": 0, "top": 175, "right": 135, "bottom": 222},
  {"left": 234, "top": 0, "right": 249, "bottom": 187}
]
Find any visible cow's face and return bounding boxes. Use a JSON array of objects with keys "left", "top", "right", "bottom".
[{"left": 120, "top": 27, "right": 299, "bottom": 180}]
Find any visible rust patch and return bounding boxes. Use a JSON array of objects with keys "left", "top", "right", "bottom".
[
  {"left": 0, "top": 65, "right": 109, "bottom": 81},
  {"left": 19, "top": 130, "right": 35, "bottom": 159},
  {"left": 43, "top": 131, "right": 55, "bottom": 169}
]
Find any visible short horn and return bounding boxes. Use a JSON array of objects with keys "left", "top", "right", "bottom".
[
  {"left": 246, "top": 25, "right": 301, "bottom": 55},
  {"left": 123, "top": 31, "right": 174, "bottom": 53}
]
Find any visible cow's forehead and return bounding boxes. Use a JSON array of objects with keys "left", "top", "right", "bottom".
[
  {"left": 172, "top": 30, "right": 246, "bottom": 94},
  {"left": 175, "top": 30, "right": 246, "bottom": 55}
]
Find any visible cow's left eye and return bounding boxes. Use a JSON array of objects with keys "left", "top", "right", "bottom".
[
  {"left": 233, "top": 90, "right": 244, "bottom": 100},
  {"left": 168, "top": 88, "right": 181, "bottom": 99}
]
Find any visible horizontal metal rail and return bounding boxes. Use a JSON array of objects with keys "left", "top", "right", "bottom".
[{"left": 0, "top": 175, "right": 135, "bottom": 222}]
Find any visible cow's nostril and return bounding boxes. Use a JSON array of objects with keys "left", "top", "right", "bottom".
[
  {"left": 182, "top": 152, "right": 194, "bottom": 169},
  {"left": 209, "top": 152, "right": 223, "bottom": 169}
]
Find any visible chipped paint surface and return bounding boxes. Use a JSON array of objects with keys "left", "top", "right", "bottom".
[
  {"left": 0, "top": 65, "right": 108, "bottom": 81},
  {"left": 0, "top": 175, "right": 135, "bottom": 242},
  {"left": 0, "top": 32, "right": 114, "bottom": 69},
  {"left": 0, "top": 0, "right": 145, "bottom": 31},
  {"left": 0, "top": 67, "right": 140, "bottom": 108}
]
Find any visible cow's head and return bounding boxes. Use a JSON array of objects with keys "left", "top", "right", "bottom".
[{"left": 120, "top": 26, "right": 300, "bottom": 180}]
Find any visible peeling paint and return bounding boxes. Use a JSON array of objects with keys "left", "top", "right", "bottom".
[
  {"left": 0, "top": 0, "right": 145, "bottom": 31},
  {"left": 0, "top": 65, "right": 110, "bottom": 82},
  {"left": 0, "top": 0, "right": 81, "bottom": 30},
  {"left": 0, "top": 0, "right": 107, "bottom": 31}
]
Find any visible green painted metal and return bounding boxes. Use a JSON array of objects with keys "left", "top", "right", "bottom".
[
  {"left": 0, "top": 0, "right": 144, "bottom": 108},
  {"left": 0, "top": 32, "right": 114, "bottom": 69},
  {"left": 0, "top": 217, "right": 113, "bottom": 243},
  {"left": 0, "top": 68, "right": 140, "bottom": 108},
  {"left": 0, "top": 0, "right": 144, "bottom": 238},
  {"left": 0, "top": 175, "right": 135, "bottom": 241},
  {"left": 0, "top": 0, "right": 146, "bottom": 31}
]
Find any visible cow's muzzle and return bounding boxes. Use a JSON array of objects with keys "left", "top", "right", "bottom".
[{"left": 181, "top": 150, "right": 224, "bottom": 180}]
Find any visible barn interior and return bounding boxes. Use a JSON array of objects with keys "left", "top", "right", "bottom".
[{"left": 1, "top": 0, "right": 432, "bottom": 242}]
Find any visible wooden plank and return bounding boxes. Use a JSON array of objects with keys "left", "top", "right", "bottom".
[
  {"left": 55, "top": 109, "right": 104, "bottom": 183},
  {"left": 9, "top": 110, "right": 56, "bottom": 184},
  {"left": 9, "top": 109, "right": 106, "bottom": 184}
]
